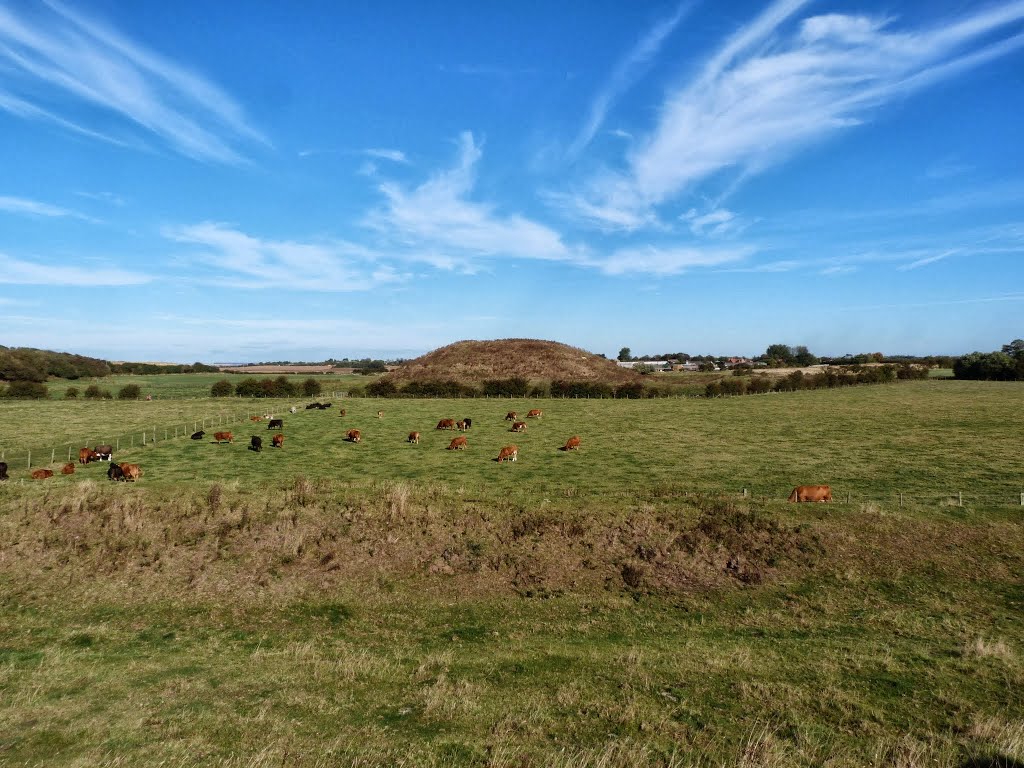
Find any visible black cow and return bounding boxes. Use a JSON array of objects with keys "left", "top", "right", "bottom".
[
  {"left": 267, "top": 418, "right": 284, "bottom": 430},
  {"left": 305, "top": 403, "right": 319, "bottom": 410},
  {"left": 107, "top": 463, "right": 125, "bottom": 481},
  {"left": 319, "top": 402, "right": 332, "bottom": 409},
  {"left": 191, "top": 430, "right": 205, "bottom": 440},
  {"left": 250, "top": 436, "right": 263, "bottom": 452},
  {"left": 93, "top": 444, "right": 113, "bottom": 461},
  {"left": 0, "top": 461, "right": 8, "bottom": 481},
  {"left": 463, "top": 418, "right": 472, "bottom": 430}
]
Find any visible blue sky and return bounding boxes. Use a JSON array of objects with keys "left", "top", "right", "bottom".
[{"left": 1, "top": 0, "right": 1022, "bottom": 362}]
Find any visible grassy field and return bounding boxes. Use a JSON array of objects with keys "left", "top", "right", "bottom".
[
  {"left": 0, "top": 378, "right": 1022, "bottom": 766},
  {"left": 4, "top": 380, "right": 1023, "bottom": 507}
]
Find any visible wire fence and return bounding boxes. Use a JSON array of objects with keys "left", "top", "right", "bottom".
[{"left": 0, "top": 403, "right": 302, "bottom": 472}]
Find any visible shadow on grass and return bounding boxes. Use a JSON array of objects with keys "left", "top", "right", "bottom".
[{"left": 958, "top": 757, "right": 1024, "bottom": 768}]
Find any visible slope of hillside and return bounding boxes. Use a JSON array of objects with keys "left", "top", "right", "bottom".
[{"left": 385, "top": 339, "right": 641, "bottom": 383}]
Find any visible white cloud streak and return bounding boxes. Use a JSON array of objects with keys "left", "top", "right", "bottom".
[
  {"left": 569, "top": 2, "right": 692, "bottom": 157},
  {"left": 0, "top": 252, "right": 150, "bottom": 286},
  {"left": 164, "top": 222, "right": 407, "bottom": 291},
  {"left": 0, "top": 1, "right": 266, "bottom": 163},
  {"left": 0, "top": 195, "right": 83, "bottom": 219},
  {"left": 364, "top": 148, "right": 408, "bottom": 163},
  {"left": 568, "top": 0, "right": 1024, "bottom": 229},
  {"left": 365, "top": 131, "right": 578, "bottom": 269}
]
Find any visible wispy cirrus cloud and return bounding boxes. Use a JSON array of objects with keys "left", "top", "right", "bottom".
[
  {"left": 164, "top": 222, "right": 407, "bottom": 291},
  {"left": 365, "top": 131, "right": 579, "bottom": 270},
  {"left": 0, "top": 0, "right": 266, "bottom": 163},
  {"left": 0, "top": 252, "right": 150, "bottom": 286},
  {"left": 0, "top": 195, "right": 87, "bottom": 219},
  {"left": 565, "top": 0, "right": 1024, "bottom": 229},
  {"left": 595, "top": 243, "right": 754, "bottom": 276},
  {"left": 568, "top": 2, "right": 693, "bottom": 157},
  {"left": 363, "top": 148, "right": 408, "bottom": 163}
]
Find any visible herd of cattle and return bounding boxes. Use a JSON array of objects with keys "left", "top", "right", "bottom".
[{"left": 0, "top": 400, "right": 833, "bottom": 501}]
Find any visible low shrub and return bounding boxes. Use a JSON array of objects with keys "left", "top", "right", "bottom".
[{"left": 117, "top": 384, "right": 141, "bottom": 400}]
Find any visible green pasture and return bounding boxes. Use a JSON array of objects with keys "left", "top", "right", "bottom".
[
  {"left": 4, "top": 380, "right": 1023, "bottom": 507},
  {"left": 1, "top": 378, "right": 1022, "bottom": 766}
]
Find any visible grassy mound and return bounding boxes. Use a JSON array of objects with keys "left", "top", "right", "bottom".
[{"left": 385, "top": 338, "right": 641, "bottom": 384}]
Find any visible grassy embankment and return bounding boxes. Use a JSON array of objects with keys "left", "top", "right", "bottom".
[{"left": 0, "top": 378, "right": 1021, "bottom": 766}]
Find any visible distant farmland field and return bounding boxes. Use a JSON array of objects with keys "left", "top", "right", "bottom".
[
  {"left": 5, "top": 379, "right": 1023, "bottom": 506},
  {"left": 1, "top": 378, "right": 1021, "bottom": 766}
]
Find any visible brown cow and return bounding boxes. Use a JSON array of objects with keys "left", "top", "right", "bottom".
[
  {"left": 339, "top": 409, "right": 347, "bottom": 417},
  {"left": 78, "top": 447, "right": 93, "bottom": 464},
  {"left": 788, "top": 485, "right": 832, "bottom": 502},
  {"left": 510, "top": 421, "right": 527, "bottom": 433},
  {"left": 213, "top": 431, "right": 233, "bottom": 443},
  {"left": 496, "top": 445, "right": 518, "bottom": 463},
  {"left": 120, "top": 463, "right": 142, "bottom": 481},
  {"left": 436, "top": 418, "right": 455, "bottom": 430},
  {"left": 250, "top": 415, "right": 262, "bottom": 422},
  {"left": 562, "top": 436, "right": 581, "bottom": 451},
  {"left": 61, "top": 462, "right": 76, "bottom": 475},
  {"left": 456, "top": 420, "right": 467, "bottom": 431},
  {"left": 505, "top": 411, "right": 518, "bottom": 421},
  {"left": 377, "top": 410, "right": 384, "bottom": 419},
  {"left": 408, "top": 431, "right": 420, "bottom": 444},
  {"left": 31, "top": 469, "right": 54, "bottom": 479},
  {"left": 526, "top": 409, "right": 543, "bottom": 418},
  {"left": 346, "top": 429, "right": 362, "bottom": 443},
  {"left": 447, "top": 436, "right": 468, "bottom": 450},
  {"left": 271, "top": 433, "right": 285, "bottom": 448}
]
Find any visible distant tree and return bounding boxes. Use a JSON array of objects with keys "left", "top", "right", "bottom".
[
  {"left": 301, "top": 377, "right": 322, "bottom": 397},
  {"left": 763, "top": 344, "right": 795, "bottom": 367},
  {"left": 1002, "top": 339, "right": 1024, "bottom": 358},
  {"left": 117, "top": 384, "right": 141, "bottom": 400},
  {"left": 698, "top": 362, "right": 716, "bottom": 372},
  {"left": 617, "top": 347, "right": 632, "bottom": 362},
  {"left": 211, "top": 379, "right": 233, "bottom": 397},
  {"left": 793, "top": 345, "right": 818, "bottom": 367}
]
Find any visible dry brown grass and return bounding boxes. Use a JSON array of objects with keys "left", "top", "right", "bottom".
[{"left": 385, "top": 338, "right": 641, "bottom": 384}]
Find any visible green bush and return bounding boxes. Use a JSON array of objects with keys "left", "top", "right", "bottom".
[
  {"left": 3, "top": 380, "right": 49, "bottom": 399},
  {"left": 83, "top": 384, "right": 111, "bottom": 400},
  {"left": 301, "top": 378, "right": 322, "bottom": 397},
  {"left": 747, "top": 376, "right": 772, "bottom": 394},
  {"left": 65, "top": 386, "right": 80, "bottom": 399},
  {"left": 366, "top": 379, "right": 399, "bottom": 398},
  {"left": 210, "top": 379, "right": 233, "bottom": 397},
  {"left": 482, "top": 378, "right": 529, "bottom": 397},
  {"left": 614, "top": 382, "right": 646, "bottom": 399},
  {"left": 705, "top": 381, "right": 722, "bottom": 398},
  {"left": 117, "top": 384, "right": 141, "bottom": 400}
]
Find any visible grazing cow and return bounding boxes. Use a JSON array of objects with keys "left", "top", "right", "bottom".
[
  {"left": 78, "top": 447, "right": 93, "bottom": 464},
  {"left": 320, "top": 402, "right": 332, "bottom": 409},
  {"left": 272, "top": 434, "right": 285, "bottom": 448},
  {"left": 119, "top": 463, "right": 141, "bottom": 482},
  {"left": 788, "top": 485, "right": 833, "bottom": 502},
  {"left": 93, "top": 444, "right": 113, "bottom": 461},
  {"left": 267, "top": 418, "right": 284, "bottom": 430},
  {"left": 408, "top": 431, "right": 420, "bottom": 444},
  {"left": 346, "top": 429, "right": 362, "bottom": 443},
  {"left": 562, "top": 436, "right": 581, "bottom": 451},
  {"left": 448, "top": 436, "right": 468, "bottom": 450},
  {"left": 191, "top": 430, "right": 205, "bottom": 440},
  {"left": 505, "top": 411, "right": 518, "bottom": 421},
  {"left": 510, "top": 421, "right": 527, "bottom": 433},
  {"left": 526, "top": 409, "right": 543, "bottom": 418},
  {"left": 456, "top": 420, "right": 467, "bottom": 431},
  {"left": 306, "top": 403, "right": 318, "bottom": 410},
  {"left": 436, "top": 418, "right": 455, "bottom": 430},
  {"left": 497, "top": 445, "right": 519, "bottom": 463},
  {"left": 289, "top": 406, "right": 298, "bottom": 414},
  {"left": 463, "top": 418, "right": 472, "bottom": 430},
  {"left": 0, "top": 461, "right": 7, "bottom": 481},
  {"left": 107, "top": 463, "right": 124, "bottom": 481},
  {"left": 250, "top": 436, "right": 263, "bottom": 452},
  {"left": 213, "top": 431, "right": 233, "bottom": 443},
  {"left": 61, "top": 462, "right": 76, "bottom": 475},
  {"left": 31, "top": 469, "right": 54, "bottom": 480},
  {"left": 377, "top": 410, "right": 384, "bottom": 418},
  {"left": 88, "top": 451, "right": 103, "bottom": 463}
]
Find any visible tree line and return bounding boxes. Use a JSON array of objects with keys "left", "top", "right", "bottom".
[{"left": 953, "top": 339, "right": 1024, "bottom": 381}]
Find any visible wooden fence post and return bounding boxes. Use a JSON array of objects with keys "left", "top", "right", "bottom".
[
  {"left": 27, "top": 451, "right": 30, "bottom": 469},
  {"left": 958, "top": 491, "right": 963, "bottom": 507},
  {"left": 899, "top": 492, "right": 903, "bottom": 507},
  {"left": 51, "top": 449, "right": 55, "bottom": 464}
]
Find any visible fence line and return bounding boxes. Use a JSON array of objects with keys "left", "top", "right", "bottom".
[{"left": 0, "top": 402, "right": 304, "bottom": 471}]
